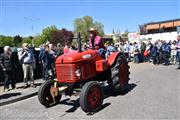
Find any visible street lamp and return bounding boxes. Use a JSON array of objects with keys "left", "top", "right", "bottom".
[{"left": 24, "top": 17, "right": 40, "bottom": 47}]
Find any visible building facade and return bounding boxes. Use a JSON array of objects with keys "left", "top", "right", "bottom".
[{"left": 140, "top": 19, "right": 180, "bottom": 43}]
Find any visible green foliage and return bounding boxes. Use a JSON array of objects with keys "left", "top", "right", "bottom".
[
  {"left": 73, "top": 16, "right": 104, "bottom": 43},
  {"left": 34, "top": 35, "right": 47, "bottom": 47},
  {"left": 29, "top": 25, "right": 59, "bottom": 47},
  {"left": 93, "top": 21, "right": 104, "bottom": 36},
  {"left": 0, "top": 19, "right": 104, "bottom": 47},
  {"left": 0, "top": 35, "right": 13, "bottom": 47},
  {"left": 28, "top": 25, "right": 58, "bottom": 47},
  {"left": 13, "top": 35, "right": 23, "bottom": 47},
  {"left": 42, "top": 25, "right": 58, "bottom": 42},
  {"left": 22, "top": 36, "right": 33, "bottom": 46}
]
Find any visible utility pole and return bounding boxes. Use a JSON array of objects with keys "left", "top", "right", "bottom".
[{"left": 24, "top": 17, "right": 40, "bottom": 47}]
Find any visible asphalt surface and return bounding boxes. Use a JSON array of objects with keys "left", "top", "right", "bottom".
[
  {"left": 0, "top": 63, "right": 180, "bottom": 120},
  {"left": 0, "top": 79, "right": 44, "bottom": 106}
]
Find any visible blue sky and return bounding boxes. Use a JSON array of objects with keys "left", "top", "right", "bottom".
[{"left": 0, "top": 0, "right": 179, "bottom": 37}]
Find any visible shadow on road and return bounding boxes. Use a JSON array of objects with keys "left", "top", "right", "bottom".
[
  {"left": 59, "top": 98, "right": 111, "bottom": 115},
  {"left": 103, "top": 83, "right": 137, "bottom": 97},
  {"left": 126, "top": 83, "right": 137, "bottom": 94},
  {"left": 0, "top": 92, "right": 21, "bottom": 99},
  {"left": 64, "top": 99, "right": 79, "bottom": 113},
  {"left": 86, "top": 103, "right": 111, "bottom": 116},
  {"left": 52, "top": 83, "right": 137, "bottom": 115}
]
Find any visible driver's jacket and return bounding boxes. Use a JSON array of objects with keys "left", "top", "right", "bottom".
[{"left": 89, "top": 35, "right": 105, "bottom": 50}]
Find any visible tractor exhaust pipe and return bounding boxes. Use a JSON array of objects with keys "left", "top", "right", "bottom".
[
  {"left": 91, "top": 36, "right": 95, "bottom": 50},
  {"left": 77, "top": 32, "right": 82, "bottom": 52}
]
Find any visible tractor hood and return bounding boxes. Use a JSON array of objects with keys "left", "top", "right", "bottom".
[{"left": 56, "top": 50, "right": 102, "bottom": 64}]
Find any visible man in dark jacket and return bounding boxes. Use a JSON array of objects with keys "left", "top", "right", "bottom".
[
  {"left": 161, "top": 41, "right": 170, "bottom": 65},
  {"left": 151, "top": 43, "right": 158, "bottom": 64},
  {"left": 38, "top": 44, "right": 45, "bottom": 80},
  {"left": 41, "top": 45, "right": 54, "bottom": 80},
  {"left": 11, "top": 47, "right": 21, "bottom": 88},
  {"left": 140, "top": 42, "right": 146, "bottom": 62},
  {"left": 0, "top": 46, "right": 13, "bottom": 91}
]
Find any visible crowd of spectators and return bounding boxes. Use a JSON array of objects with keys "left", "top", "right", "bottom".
[
  {"left": 1, "top": 35, "right": 180, "bottom": 92},
  {"left": 92, "top": 35, "right": 180, "bottom": 69},
  {"left": 117, "top": 38, "right": 180, "bottom": 69}
]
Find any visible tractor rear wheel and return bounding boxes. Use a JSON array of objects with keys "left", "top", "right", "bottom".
[
  {"left": 111, "top": 54, "right": 130, "bottom": 94},
  {"left": 79, "top": 81, "right": 104, "bottom": 113},
  {"left": 38, "top": 80, "right": 61, "bottom": 107}
]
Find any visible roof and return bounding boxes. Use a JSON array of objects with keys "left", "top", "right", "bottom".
[{"left": 145, "top": 18, "right": 180, "bottom": 25}]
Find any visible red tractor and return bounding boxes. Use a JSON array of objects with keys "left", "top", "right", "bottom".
[{"left": 38, "top": 33, "right": 130, "bottom": 113}]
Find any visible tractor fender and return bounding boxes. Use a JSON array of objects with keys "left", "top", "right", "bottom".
[{"left": 107, "top": 52, "right": 123, "bottom": 66}]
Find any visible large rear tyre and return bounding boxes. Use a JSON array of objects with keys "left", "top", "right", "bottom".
[
  {"left": 79, "top": 81, "right": 104, "bottom": 113},
  {"left": 111, "top": 54, "right": 130, "bottom": 94},
  {"left": 38, "top": 80, "right": 61, "bottom": 107}
]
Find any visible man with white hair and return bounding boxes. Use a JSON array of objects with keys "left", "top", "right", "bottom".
[
  {"left": 19, "top": 43, "right": 36, "bottom": 88},
  {"left": 0, "top": 46, "right": 14, "bottom": 91}
]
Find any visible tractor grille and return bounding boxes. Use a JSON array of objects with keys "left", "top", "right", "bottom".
[{"left": 56, "top": 64, "right": 78, "bottom": 82}]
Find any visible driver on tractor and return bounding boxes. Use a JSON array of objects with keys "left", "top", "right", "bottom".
[{"left": 88, "top": 28, "right": 106, "bottom": 56}]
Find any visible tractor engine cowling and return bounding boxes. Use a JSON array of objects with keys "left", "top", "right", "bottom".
[{"left": 55, "top": 50, "right": 103, "bottom": 83}]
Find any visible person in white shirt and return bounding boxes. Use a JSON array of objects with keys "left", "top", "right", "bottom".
[{"left": 19, "top": 43, "right": 36, "bottom": 88}]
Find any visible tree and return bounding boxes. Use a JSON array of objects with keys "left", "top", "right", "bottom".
[
  {"left": 13, "top": 35, "right": 22, "bottom": 46},
  {"left": 42, "top": 25, "right": 58, "bottom": 42},
  {"left": 51, "top": 28, "right": 74, "bottom": 46},
  {"left": 0, "top": 35, "right": 13, "bottom": 47},
  {"left": 22, "top": 36, "right": 33, "bottom": 46},
  {"left": 34, "top": 35, "right": 47, "bottom": 47},
  {"left": 73, "top": 16, "right": 104, "bottom": 43},
  {"left": 93, "top": 21, "right": 104, "bottom": 36},
  {"left": 33, "top": 25, "right": 58, "bottom": 47}
]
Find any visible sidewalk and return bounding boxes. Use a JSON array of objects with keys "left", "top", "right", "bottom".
[{"left": 0, "top": 79, "right": 44, "bottom": 106}]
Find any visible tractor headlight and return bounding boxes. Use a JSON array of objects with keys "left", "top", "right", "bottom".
[
  {"left": 75, "top": 69, "right": 81, "bottom": 77},
  {"left": 82, "top": 54, "right": 92, "bottom": 59}
]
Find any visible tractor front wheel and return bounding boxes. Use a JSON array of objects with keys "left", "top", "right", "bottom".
[
  {"left": 38, "top": 80, "right": 61, "bottom": 107},
  {"left": 79, "top": 81, "right": 104, "bottom": 113}
]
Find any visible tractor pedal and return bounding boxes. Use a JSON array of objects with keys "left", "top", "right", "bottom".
[
  {"left": 99, "top": 81, "right": 105, "bottom": 86},
  {"left": 73, "top": 88, "right": 81, "bottom": 92},
  {"left": 58, "top": 86, "right": 68, "bottom": 92},
  {"left": 72, "top": 92, "right": 80, "bottom": 96}
]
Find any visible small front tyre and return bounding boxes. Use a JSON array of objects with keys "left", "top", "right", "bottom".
[
  {"left": 38, "top": 80, "right": 61, "bottom": 107},
  {"left": 79, "top": 81, "right": 104, "bottom": 113}
]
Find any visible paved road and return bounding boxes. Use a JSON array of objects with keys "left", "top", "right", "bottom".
[{"left": 0, "top": 63, "right": 180, "bottom": 120}]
